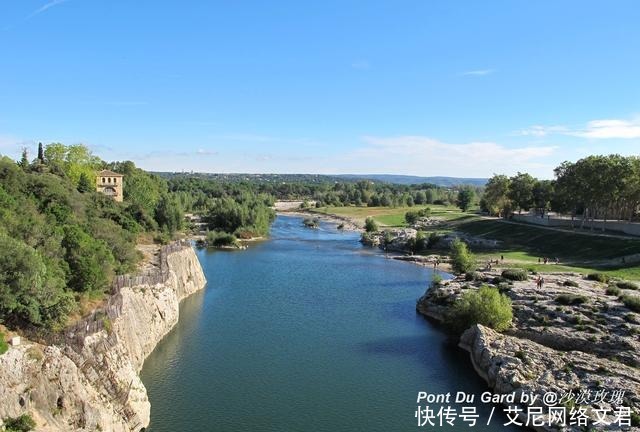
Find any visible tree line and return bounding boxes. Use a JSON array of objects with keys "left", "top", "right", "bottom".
[
  {"left": 481, "top": 154, "right": 640, "bottom": 229},
  {"left": 166, "top": 173, "right": 475, "bottom": 209},
  {"left": 0, "top": 144, "right": 188, "bottom": 330}
]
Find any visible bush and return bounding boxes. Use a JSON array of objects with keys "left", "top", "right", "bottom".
[
  {"left": 605, "top": 286, "right": 621, "bottom": 296},
  {"left": 0, "top": 331, "right": 8, "bottom": 355},
  {"left": 3, "top": 414, "right": 36, "bottom": 432},
  {"left": 449, "top": 239, "right": 475, "bottom": 274},
  {"left": 445, "top": 286, "right": 513, "bottom": 333},
  {"left": 364, "top": 217, "right": 378, "bottom": 233},
  {"left": 621, "top": 295, "right": 640, "bottom": 313},
  {"left": 205, "top": 231, "right": 238, "bottom": 247},
  {"left": 497, "top": 282, "right": 512, "bottom": 293},
  {"left": 405, "top": 211, "right": 420, "bottom": 225},
  {"left": 302, "top": 218, "right": 319, "bottom": 228},
  {"left": 501, "top": 269, "right": 528, "bottom": 281},
  {"left": 563, "top": 280, "right": 579, "bottom": 287},
  {"left": 555, "top": 294, "right": 588, "bottom": 305},
  {"left": 426, "top": 232, "right": 441, "bottom": 249},
  {"left": 617, "top": 281, "right": 639, "bottom": 290},
  {"left": 465, "top": 272, "right": 481, "bottom": 282},
  {"left": 587, "top": 273, "right": 609, "bottom": 283}
]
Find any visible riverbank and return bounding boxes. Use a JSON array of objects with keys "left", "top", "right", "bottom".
[
  {"left": 417, "top": 269, "right": 640, "bottom": 430},
  {"left": 310, "top": 205, "right": 640, "bottom": 280},
  {"left": 0, "top": 241, "right": 206, "bottom": 431},
  {"left": 277, "top": 209, "right": 363, "bottom": 232}
]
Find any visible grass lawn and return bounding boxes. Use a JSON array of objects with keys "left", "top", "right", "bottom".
[
  {"left": 314, "top": 205, "right": 640, "bottom": 280},
  {"left": 456, "top": 219, "right": 640, "bottom": 262},
  {"left": 312, "top": 205, "right": 468, "bottom": 227}
]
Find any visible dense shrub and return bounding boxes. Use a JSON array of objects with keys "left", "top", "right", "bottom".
[
  {"left": 405, "top": 211, "right": 420, "bottom": 225},
  {"left": 0, "top": 154, "right": 182, "bottom": 329},
  {"left": 3, "top": 414, "right": 36, "bottom": 432},
  {"left": 465, "top": 272, "right": 482, "bottom": 282},
  {"left": 445, "top": 286, "right": 513, "bottom": 333},
  {"left": 556, "top": 294, "right": 589, "bottom": 305},
  {"left": 205, "top": 194, "right": 275, "bottom": 237},
  {"left": 563, "top": 280, "right": 579, "bottom": 287},
  {"left": 303, "top": 218, "right": 319, "bottom": 228},
  {"left": 617, "top": 281, "right": 639, "bottom": 290},
  {"left": 205, "top": 231, "right": 238, "bottom": 247},
  {"left": 426, "top": 232, "right": 441, "bottom": 249},
  {"left": 364, "top": 217, "right": 378, "bottom": 233},
  {"left": 450, "top": 239, "right": 476, "bottom": 274},
  {"left": 0, "top": 331, "right": 8, "bottom": 355},
  {"left": 621, "top": 295, "right": 640, "bottom": 313},
  {"left": 587, "top": 273, "right": 610, "bottom": 283},
  {"left": 501, "top": 269, "right": 528, "bottom": 281},
  {"left": 605, "top": 286, "right": 621, "bottom": 296}
]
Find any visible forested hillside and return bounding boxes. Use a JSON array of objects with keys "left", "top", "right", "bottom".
[{"left": 0, "top": 145, "right": 183, "bottom": 330}]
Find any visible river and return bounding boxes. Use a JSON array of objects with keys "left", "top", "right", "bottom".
[{"left": 141, "top": 215, "right": 521, "bottom": 431}]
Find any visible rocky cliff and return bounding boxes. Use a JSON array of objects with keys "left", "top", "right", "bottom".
[
  {"left": 417, "top": 271, "right": 640, "bottom": 431},
  {"left": 0, "top": 241, "right": 206, "bottom": 432}
]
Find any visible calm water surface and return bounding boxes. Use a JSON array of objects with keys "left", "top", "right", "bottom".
[{"left": 141, "top": 215, "right": 520, "bottom": 431}]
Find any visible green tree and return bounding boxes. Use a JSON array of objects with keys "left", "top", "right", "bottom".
[
  {"left": 532, "top": 180, "right": 554, "bottom": 217},
  {"left": 18, "top": 148, "right": 29, "bottom": 170},
  {"left": 155, "top": 194, "right": 183, "bottom": 234},
  {"left": 482, "top": 175, "right": 511, "bottom": 217},
  {"left": 449, "top": 238, "right": 475, "bottom": 274},
  {"left": 77, "top": 172, "right": 93, "bottom": 193},
  {"left": 445, "top": 286, "right": 513, "bottom": 333},
  {"left": 62, "top": 225, "right": 114, "bottom": 293},
  {"left": 456, "top": 187, "right": 475, "bottom": 212},
  {"left": 364, "top": 217, "right": 378, "bottom": 232},
  {"left": 508, "top": 172, "right": 536, "bottom": 214},
  {"left": 37, "top": 142, "right": 44, "bottom": 164},
  {"left": 405, "top": 211, "right": 420, "bottom": 224},
  {"left": 0, "top": 233, "right": 73, "bottom": 328}
]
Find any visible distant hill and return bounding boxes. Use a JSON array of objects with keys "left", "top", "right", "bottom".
[
  {"left": 155, "top": 172, "right": 487, "bottom": 187},
  {"left": 334, "top": 174, "right": 487, "bottom": 187}
]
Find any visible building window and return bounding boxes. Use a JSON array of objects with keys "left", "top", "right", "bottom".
[
  {"left": 114, "top": 178, "right": 117, "bottom": 184},
  {"left": 108, "top": 177, "right": 111, "bottom": 183},
  {"left": 102, "top": 177, "right": 105, "bottom": 183}
]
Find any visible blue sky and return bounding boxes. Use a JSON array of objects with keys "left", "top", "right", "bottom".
[{"left": 1, "top": 0, "right": 639, "bottom": 177}]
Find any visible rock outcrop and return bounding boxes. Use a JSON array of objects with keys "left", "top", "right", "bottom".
[
  {"left": 0, "top": 241, "right": 206, "bottom": 431},
  {"left": 417, "top": 272, "right": 640, "bottom": 430}
]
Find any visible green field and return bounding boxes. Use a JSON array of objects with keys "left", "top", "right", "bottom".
[
  {"left": 312, "top": 204, "right": 466, "bottom": 227},
  {"left": 313, "top": 205, "right": 640, "bottom": 280}
]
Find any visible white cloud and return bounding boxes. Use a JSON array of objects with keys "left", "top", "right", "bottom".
[
  {"left": 460, "top": 69, "right": 495, "bottom": 76},
  {"left": 196, "top": 148, "right": 218, "bottom": 156},
  {"left": 519, "top": 116, "right": 640, "bottom": 139},
  {"left": 572, "top": 119, "right": 640, "bottom": 139},
  {"left": 517, "top": 125, "right": 569, "bottom": 137},
  {"left": 337, "top": 136, "right": 556, "bottom": 177},
  {"left": 27, "top": 0, "right": 70, "bottom": 20}
]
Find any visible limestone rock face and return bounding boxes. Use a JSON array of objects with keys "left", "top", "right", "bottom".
[
  {"left": 0, "top": 243, "right": 206, "bottom": 431},
  {"left": 460, "top": 325, "right": 640, "bottom": 432},
  {"left": 417, "top": 272, "right": 640, "bottom": 431}
]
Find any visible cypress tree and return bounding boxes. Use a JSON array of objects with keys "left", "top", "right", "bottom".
[
  {"left": 37, "top": 142, "right": 44, "bottom": 163},
  {"left": 18, "top": 148, "right": 29, "bottom": 170},
  {"left": 77, "top": 172, "right": 93, "bottom": 193}
]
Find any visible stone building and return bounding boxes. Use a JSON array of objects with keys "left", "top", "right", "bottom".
[{"left": 96, "top": 169, "right": 124, "bottom": 202}]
